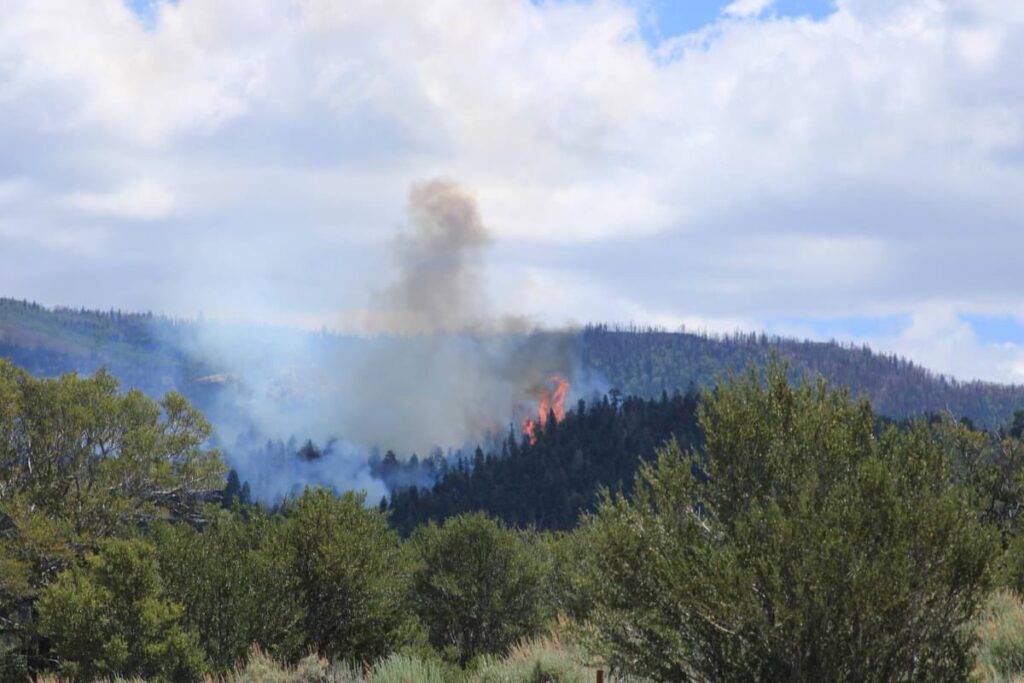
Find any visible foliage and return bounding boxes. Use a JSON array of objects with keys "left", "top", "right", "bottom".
[
  {"left": 36, "top": 537, "right": 205, "bottom": 682},
  {"left": 279, "top": 488, "right": 416, "bottom": 663},
  {"left": 474, "top": 634, "right": 591, "bottom": 683},
  {"left": 0, "top": 358, "right": 224, "bottom": 669},
  {"left": 150, "top": 510, "right": 304, "bottom": 670},
  {"left": 205, "top": 649, "right": 451, "bottom": 683},
  {"left": 0, "top": 359, "right": 224, "bottom": 536},
  {"left": 938, "top": 418, "right": 1024, "bottom": 544},
  {"left": 371, "top": 653, "right": 450, "bottom": 683},
  {"left": 0, "top": 297, "right": 218, "bottom": 409},
  {"left": 5, "top": 297, "right": 1024, "bottom": 431},
  {"left": 211, "top": 647, "right": 361, "bottom": 683},
  {"left": 1001, "top": 536, "right": 1024, "bottom": 599},
  {"left": 410, "top": 514, "right": 549, "bottom": 666},
  {"left": 582, "top": 361, "right": 997, "bottom": 682},
  {"left": 27, "top": 636, "right": 643, "bottom": 683},
  {"left": 534, "top": 531, "right": 594, "bottom": 624},
  {"left": 5, "top": 323, "right": 1024, "bottom": 680}
]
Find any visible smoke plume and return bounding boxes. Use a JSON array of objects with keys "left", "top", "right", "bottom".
[
  {"left": 343, "top": 177, "right": 579, "bottom": 455},
  {"left": 370, "top": 178, "right": 491, "bottom": 334},
  {"left": 169, "top": 177, "right": 586, "bottom": 500}
]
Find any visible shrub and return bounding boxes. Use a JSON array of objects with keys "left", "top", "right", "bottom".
[
  {"left": 411, "top": 514, "right": 549, "bottom": 665},
  {"left": 582, "top": 362, "right": 997, "bottom": 682},
  {"left": 474, "top": 635, "right": 587, "bottom": 683},
  {"left": 279, "top": 488, "right": 416, "bottom": 662},
  {"left": 218, "top": 647, "right": 361, "bottom": 683},
  {"left": 999, "top": 530, "right": 1024, "bottom": 597},
  {"left": 0, "top": 361, "right": 224, "bottom": 667},
  {"left": 204, "top": 648, "right": 448, "bottom": 683},
  {"left": 151, "top": 511, "right": 304, "bottom": 670},
  {"left": 370, "top": 653, "right": 449, "bottom": 683},
  {"left": 535, "top": 531, "right": 593, "bottom": 623},
  {"left": 36, "top": 537, "right": 205, "bottom": 682}
]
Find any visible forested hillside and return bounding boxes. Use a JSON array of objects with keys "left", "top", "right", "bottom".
[
  {"left": 0, "top": 298, "right": 202, "bottom": 402},
  {"left": 3, "top": 298, "right": 1023, "bottom": 427},
  {"left": 386, "top": 389, "right": 703, "bottom": 533},
  {"left": 582, "top": 324, "right": 1024, "bottom": 426}
]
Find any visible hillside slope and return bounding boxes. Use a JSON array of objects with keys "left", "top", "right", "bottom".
[
  {"left": 2, "top": 298, "right": 1023, "bottom": 427},
  {"left": 582, "top": 324, "right": 1024, "bottom": 425}
]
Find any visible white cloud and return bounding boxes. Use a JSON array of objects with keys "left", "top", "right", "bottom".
[
  {"left": 494, "top": 264, "right": 759, "bottom": 334},
  {"left": 64, "top": 179, "right": 175, "bottom": 221},
  {"left": 0, "top": 222, "right": 110, "bottom": 256},
  {"left": 0, "top": 178, "right": 30, "bottom": 204},
  {"left": 869, "top": 307, "right": 1024, "bottom": 384},
  {"left": 0, "top": 0, "right": 1023, "bottom": 380},
  {"left": 722, "top": 0, "right": 775, "bottom": 19}
]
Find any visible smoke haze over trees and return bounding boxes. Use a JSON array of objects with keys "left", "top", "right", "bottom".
[
  {"left": 4, "top": 358, "right": 1024, "bottom": 681},
  {"left": 2, "top": 175, "right": 1022, "bottom": 507},
  {"left": 4, "top": 296, "right": 1024, "bottom": 508}
]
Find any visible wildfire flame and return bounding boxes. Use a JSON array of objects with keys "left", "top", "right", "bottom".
[{"left": 522, "top": 375, "right": 569, "bottom": 445}]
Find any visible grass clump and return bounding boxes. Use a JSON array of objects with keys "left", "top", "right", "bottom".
[
  {"left": 32, "top": 634, "right": 648, "bottom": 683},
  {"left": 974, "top": 590, "right": 1024, "bottom": 682},
  {"left": 370, "top": 653, "right": 450, "bottom": 683},
  {"left": 474, "top": 634, "right": 588, "bottom": 683},
  {"left": 212, "top": 648, "right": 361, "bottom": 683}
]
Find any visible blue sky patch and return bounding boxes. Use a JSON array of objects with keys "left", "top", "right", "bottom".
[
  {"left": 641, "top": 0, "right": 836, "bottom": 43},
  {"left": 963, "top": 314, "right": 1024, "bottom": 346},
  {"left": 124, "top": 0, "right": 178, "bottom": 29}
]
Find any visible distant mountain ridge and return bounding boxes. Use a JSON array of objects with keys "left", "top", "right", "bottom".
[
  {"left": 2, "top": 297, "right": 1023, "bottom": 427},
  {"left": 580, "top": 324, "right": 1024, "bottom": 426}
]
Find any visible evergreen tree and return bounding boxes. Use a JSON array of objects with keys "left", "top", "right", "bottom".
[{"left": 388, "top": 387, "right": 701, "bottom": 532}]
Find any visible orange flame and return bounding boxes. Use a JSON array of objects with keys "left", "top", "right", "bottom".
[{"left": 522, "top": 375, "right": 569, "bottom": 445}]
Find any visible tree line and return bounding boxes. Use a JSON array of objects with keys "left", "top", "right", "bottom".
[
  {"left": 581, "top": 323, "right": 1024, "bottom": 427},
  {"left": 385, "top": 387, "right": 703, "bottom": 533}
]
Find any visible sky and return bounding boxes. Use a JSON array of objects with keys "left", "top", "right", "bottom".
[{"left": 1, "top": 0, "right": 1023, "bottom": 383}]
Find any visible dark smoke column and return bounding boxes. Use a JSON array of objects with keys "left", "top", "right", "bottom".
[
  {"left": 342, "top": 177, "right": 578, "bottom": 458},
  {"left": 373, "top": 178, "right": 491, "bottom": 334}
]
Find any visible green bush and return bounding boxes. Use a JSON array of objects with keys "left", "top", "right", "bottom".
[
  {"left": 0, "top": 360, "right": 225, "bottom": 667},
  {"left": 220, "top": 648, "right": 361, "bottom": 683},
  {"left": 151, "top": 511, "right": 305, "bottom": 670},
  {"left": 280, "top": 488, "right": 417, "bottom": 662},
  {"left": 999, "top": 530, "right": 1024, "bottom": 597},
  {"left": 535, "top": 531, "right": 593, "bottom": 624},
  {"left": 582, "top": 362, "right": 997, "bottom": 682},
  {"left": 36, "top": 537, "right": 205, "bottom": 682},
  {"left": 411, "top": 514, "right": 549, "bottom": 666},
  {"left": 370, "top": 653, "right": 450, "bottom": 683}
]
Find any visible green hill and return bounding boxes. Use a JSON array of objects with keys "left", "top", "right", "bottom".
[
  {"left": 581, "top": 324, "right": 1024, "bottom": 426},
  {"left": 2, "top": 298, "right": 1023, "bottom": 427}
]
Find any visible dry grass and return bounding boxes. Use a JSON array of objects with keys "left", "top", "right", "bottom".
[
  {"left": 30, "top": 632, "right": 646, "bottom": 683},
  {"left": 973, "top": 590, "right": 1024, "bottom": 683}
]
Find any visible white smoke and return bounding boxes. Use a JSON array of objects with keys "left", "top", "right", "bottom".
[{"left": 163, "top": 178, "right": 583, "bottom": 502}]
